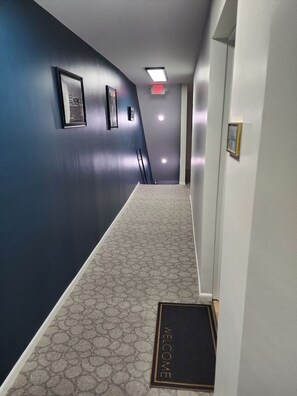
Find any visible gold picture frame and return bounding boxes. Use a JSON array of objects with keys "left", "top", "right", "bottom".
[{"left": 226, "top": 122, "right": 242, "bottom": 159}]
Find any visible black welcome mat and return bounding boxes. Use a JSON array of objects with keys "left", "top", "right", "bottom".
[{"left": 151, "top": 302, "right": 217, "bottom": 392}]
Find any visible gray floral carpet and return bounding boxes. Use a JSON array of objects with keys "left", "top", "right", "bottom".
[{"left": 7, "top": 185, "right": 212, "bottom": 396}]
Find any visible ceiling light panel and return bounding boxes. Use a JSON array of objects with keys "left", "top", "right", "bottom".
[{"left": 146, "top": 67, "right": 167, "bottom": 82}]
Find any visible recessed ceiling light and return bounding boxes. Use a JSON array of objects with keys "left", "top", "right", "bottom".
[
  {"left": 161, "top": 158, "right": 167, "bottom": 164},
  {"left": 158, "top": 114, "right": 165, "bottom": 121},
  {"left": 146, "top": 67, "right": 167, "bottom": 82}
]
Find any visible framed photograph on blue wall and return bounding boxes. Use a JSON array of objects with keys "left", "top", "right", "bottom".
[
  {"left": 106, "top": 86, "right": 118, "bottom": 129},
  {"left": 56, "top": 67, "right": 87, "bottom": 128}
]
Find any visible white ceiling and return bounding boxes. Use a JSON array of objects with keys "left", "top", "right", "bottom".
[{"left": 35, "top": 0, "right": 211, "bottom": 85}]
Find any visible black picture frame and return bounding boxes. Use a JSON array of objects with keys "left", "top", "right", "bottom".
[
  {"left": 56, "top": 67, "right": 87, "bottom": 128},
  {"left": 128, "top": 106, "right": 135, "bottom": 121},
  {"left": 106, "top": 86, "right": 118, "bottom": 129}
]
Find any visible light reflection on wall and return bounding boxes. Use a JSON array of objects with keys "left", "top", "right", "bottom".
[
  {"left": 191, "top": 156, "right": 205, "bottom": 166},
  {"left": 193, "top": 110, "right": 208, "bottom": 125}
]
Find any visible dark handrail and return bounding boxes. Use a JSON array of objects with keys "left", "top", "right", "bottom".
[
  {"left": 138, "top": 148, "right": 148, "bottom": 184},
  {"left": 136, "top": 149, "right": 145, "bottom": 183}
]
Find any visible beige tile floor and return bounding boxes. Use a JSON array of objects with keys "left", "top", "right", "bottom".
[{"left": 7, "top": 185, "right": 212, "bottom": 396}]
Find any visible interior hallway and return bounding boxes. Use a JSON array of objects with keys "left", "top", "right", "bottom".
[{"left": 7, "top": 185, "right": 210, "bottom": 396}]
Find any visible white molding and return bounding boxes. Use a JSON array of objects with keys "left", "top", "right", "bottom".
[
  {"left": 199, "top": 293, "right": 213, "bottom": 302},
  {"left": 179, "top": 85, "right": 188, "bottom": 185},
  {"left": 0, "top": 183, "right": 140, "bottom": 396},
  {"left": 189, "top": 194, "right": 201, "bottom": 295},
  {"left": 189, "top": 194, "right": 213, "bottom": 301},
  {"left": 179, "top": 181, "right": 186, "bottom": 185}
]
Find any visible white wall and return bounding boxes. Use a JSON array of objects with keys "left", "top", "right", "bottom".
[
  {"left": 215, "top": 0, "right": 273, "bottom": 393},
  {"left": 191, "top": 0, "right": 297, "bottom": 394},
  {"left": 190, "top": 0, "right": 227, "bottom": 296},
  {"left": 236, "top": 1, "right": 297, "bottom": 393},
  {"left": 192, "top": 0, "right": 297, "bottom": 394},
  {"left": 179, "top": 85, "right": 188, "bottom": 185},
  {"left": 190, "top": 20, "right": 211, "bottom": 293},
  {"left": 199, "top": 39, "right": 227, "bottom": 294},
  {"left": 213, "top": 41, "right": 234, "bottom": 299}
]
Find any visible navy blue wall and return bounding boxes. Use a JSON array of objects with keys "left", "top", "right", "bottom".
[{"left": 0, "top": 0, "right": 152, "bottom": 384}]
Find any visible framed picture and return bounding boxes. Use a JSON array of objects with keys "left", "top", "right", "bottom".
[
  {"left": 56, "top": 67, "right": 87, "bottom": 128},
  {"left": 128, "top": 106, "right": 135, "bottom": 121},
  {"left": 106, "top": 86, "right": 118, "bottom": 129},
  {"left": 226, "top": 122, "right": 242, "bottom": 159}
]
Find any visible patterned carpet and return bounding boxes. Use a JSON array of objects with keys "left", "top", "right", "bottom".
[{"left": 7, "top": 185, "right": 211, "bottom": 396}]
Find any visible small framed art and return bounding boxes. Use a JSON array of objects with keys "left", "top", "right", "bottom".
[
  {"left": 128, "top": 106, "right": 135, "bottom": 121},
  {"left": 56, "top": 67, "right": 87, "bottom": 128},
  {"left": 226, "top": 122, "right": 242, "bottom": 159},
  {"left": 106, "top": 86, "right": 118, "bottom": 129}
]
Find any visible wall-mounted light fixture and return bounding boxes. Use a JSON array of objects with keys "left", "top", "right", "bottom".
[
  {"left": 145, "top": 67, "right": 167, "bottom": 82},
  {"left": 161, "top": 158, "right": 167, "bottom": 164},
  {"left": 158, "top": 114, "right": 165, "bottom": 121}
]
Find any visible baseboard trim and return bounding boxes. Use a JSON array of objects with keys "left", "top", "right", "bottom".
[
  {"left": 189, "top": 194, "right": 201, "bottom": 295},
  {"left": 179, "top": 181, "right": 186, "bottom": 185},
  {"left": 199, "top": 293, "right": 213, "bottom": 302},
  {"left": 0, "top": 183, "right": 140, "bottom": 396},
  {"left": 189, "top": 194, "right": 213, "bottom": 301}
]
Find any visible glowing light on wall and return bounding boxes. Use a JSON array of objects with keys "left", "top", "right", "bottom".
[
  {"left": 192, "top": 156, "right": 205, "bottom": 166},
  {"left": 158, "top": 114, "right": 165, "bottom": 121},
  {"left": 194, "top": 110, "right": 208, "bottom": 124},
  {"left": 161, "top": 158, "right": 167, "bottom": 164}
]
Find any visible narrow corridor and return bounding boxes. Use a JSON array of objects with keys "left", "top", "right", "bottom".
[{"left": 7, "top": 185, "right": 210, "bottom": 396}]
